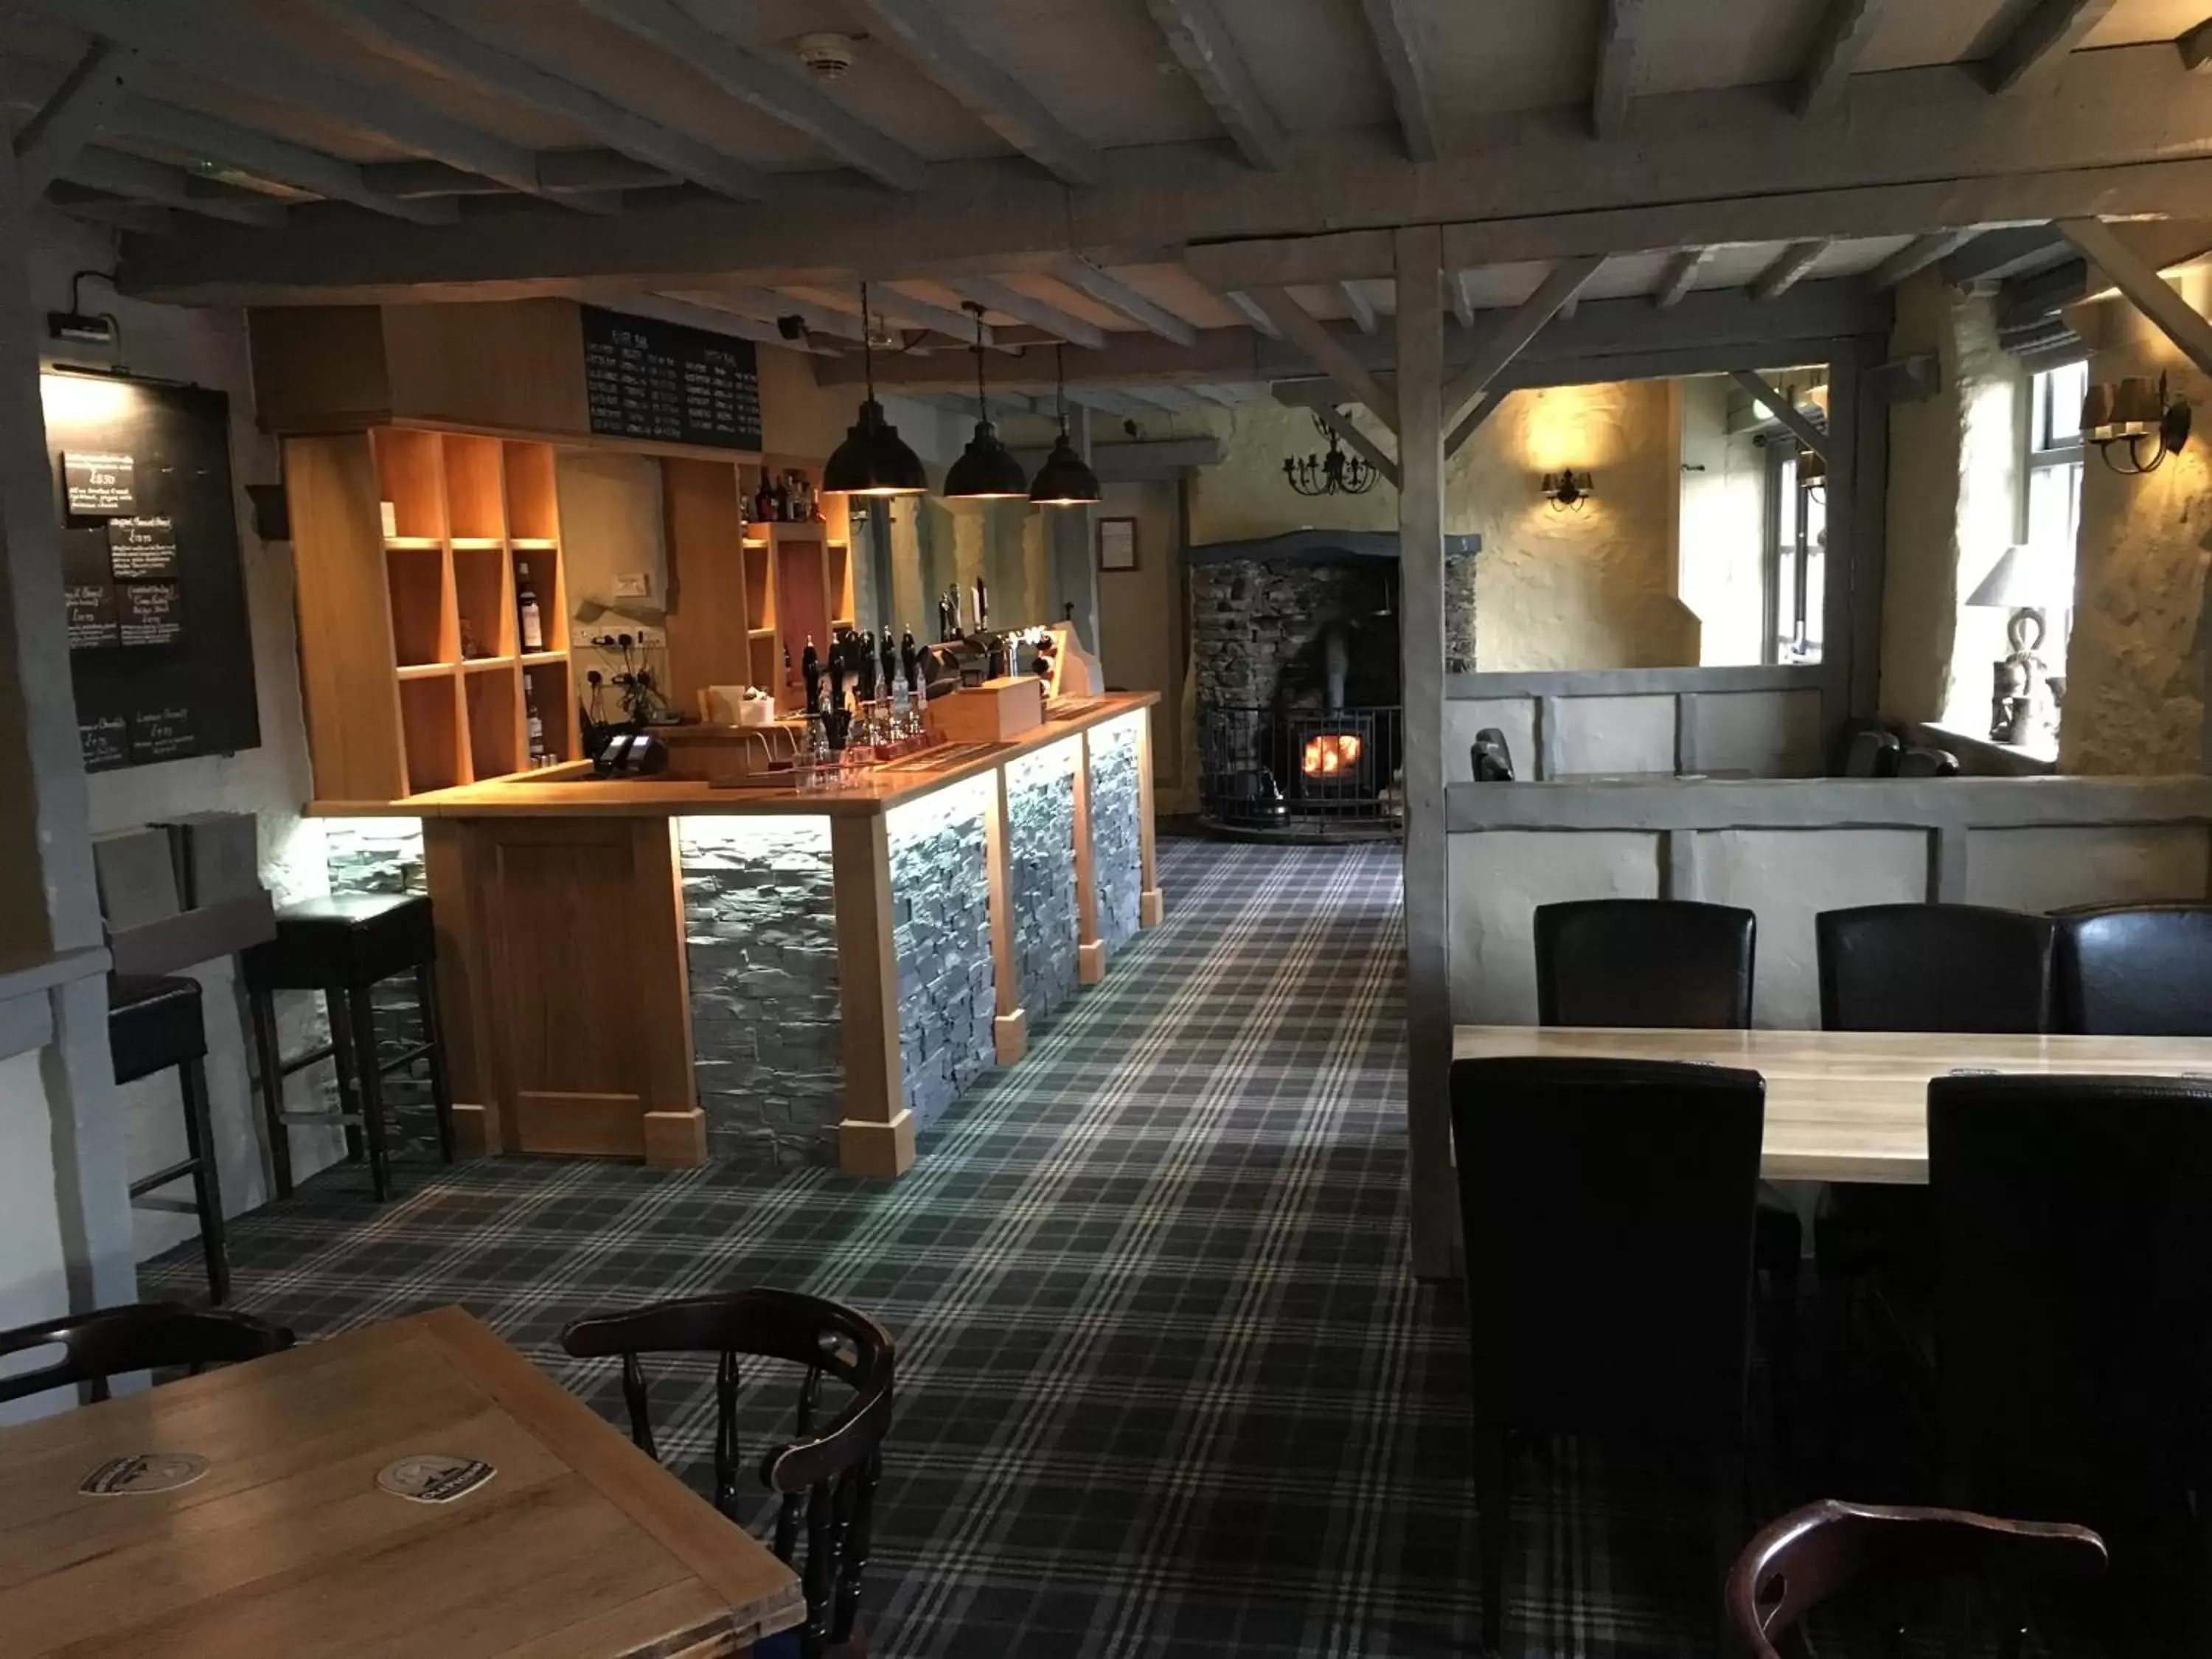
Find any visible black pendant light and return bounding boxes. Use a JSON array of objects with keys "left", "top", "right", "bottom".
[
  {"left": 1029, "top": 344, "right": 1101, "bottom": 507},
  {"left": 822, "top": 281, "right": 927, "bottom": 498},
  {"left": 944, "top": 301, "right": 1029, "bottom": 500}
]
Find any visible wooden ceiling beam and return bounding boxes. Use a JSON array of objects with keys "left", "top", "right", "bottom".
[
  {"left": 1730, "top": 369, "right": 1828, "bottom": 459},
  {"left": 1653, "top": 246, "right": 1714, "bottom": 307},
  {"left": 575, "top": 0, "right": 924, "bottom": 191},
  {"left": 109, "top": 97, "right": 456, "bottom": 223},
  {"left": 1144, "top": 0, "right": 1289, "bottom": 170},
  {"left": 1591, "top": 0, "right": 1646, "bottom": 139},
  {"left": 1868, "top": 229, "right": 1978, "bottom": 289},
  {"left": 669, "top": 285, "right": 869, "bottom": 341},
  {"left": 2183, "top": 17, "right": 2212, "bottom": 71},
  {"left": 1053, "top": 260, "right": 1198, "bottom": 346},
  {"left": 877, "top": 282, "right": 1004, "bottom": 346},
  {"left": 60, "top": 147, "right": 286, "bottom": 227},
  {"left": 1450, "top": 271, "right": 1477, "bottom": 330},
  {"left": 1750, "top": 238, "right": 1832, "bottom": 300},
  {"left": 1359, "top": 0, "right": 1440, "bottom": 162},
  {"left": 1222, "top": 289, "right": 1281, "bottom": 339},
  {"left": 1982, "top": 0, "right": 2118, "bottom": 94},
  {"left": 13, "top": 38, "right": 138, "bottom": 196},
  {"left": 1441, "top": 256, "right": 1604, "bottom": 419},
  {"left": 48, "top": 186, "right": 170, "bottom": 235},
  {"left": 1792, "top": 0, "right": 1887, "bottom": 116},
  {"left": 945, "top": 276, "right": 1105, "bottom": 349},
  {"left": 1340, "top": 281, "right": 1380, "bottom": 335},
  {"left": 2059, "top": 215, "right": 2212, "bottom": 380},
  {"left": 846, "top": 0, "right": 1098, "bottom": 184},
  {"left": 1245, "top": 286, "right": 1398, "bottom": 433}
]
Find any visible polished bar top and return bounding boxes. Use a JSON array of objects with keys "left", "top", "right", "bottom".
[{"left": 312, "top": 689, "right": 1158, "bottom": 819}]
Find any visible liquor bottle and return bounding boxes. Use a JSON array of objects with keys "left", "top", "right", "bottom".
[
  {"left": 801, "top": 636, "right": 821, "bottom": 714},
  {"left": 517, "top": 574, "right": 544, "bottom": 652},
  {"left": 524, "top": 671, "right": 546, "bottom": 765},
  {"left": 753, "top": 476, "right": 774, "bottom": 524}
]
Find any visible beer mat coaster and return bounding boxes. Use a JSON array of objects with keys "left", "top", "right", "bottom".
[
  {"left": 80, "top": 1452, "right": 209, "bottom": 1496},
  {"left": 378, "top": 1454, "right": 495, "bottom": 1504}
]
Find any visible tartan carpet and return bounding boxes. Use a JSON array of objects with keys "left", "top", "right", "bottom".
[{"left": 143, "top": 837, "right": 1785, "bottom": 1658}]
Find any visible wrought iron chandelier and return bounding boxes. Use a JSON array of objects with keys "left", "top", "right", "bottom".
[{"left": 1282, "top": 411, "right": 1379, "bottom": 497}]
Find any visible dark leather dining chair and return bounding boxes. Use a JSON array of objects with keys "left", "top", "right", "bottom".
[
  {"left": 1534, "top": 899, "right": 1756, "bottom": 1029},
  {"left": 2053, "top": 902, "right": 2212, "bottom": 1035},
  {"left": 1453, "top": 1056, "right": 1764, "bottom": 1655},
  {"left": 1725, "top": 1498, "right": 2108, "bottom": 1659},
  {"left": 1929, "top": 1073, "right": 2212, "bottom": 1641},
  {"left": 0, "top": 1303, "right": 293, "bottom": 1405},
  {"left": 561, "top": 1288, "right": 894, "bottom": 1659}
]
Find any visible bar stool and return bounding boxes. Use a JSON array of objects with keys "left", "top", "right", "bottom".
[
  {"left": 244, "top": 894, "right": 455, "bottom": 1202},
  {"left": 108, "top": 974, "right": 228, "bottom": 1304}
]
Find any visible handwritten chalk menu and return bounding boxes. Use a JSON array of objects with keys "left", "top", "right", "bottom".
[
  {"left": 63, "top": 451, "right": 136, "bottom": 515},
  {"left": 580, "top": 305, "right": 761, "bottom": 451},
  {"left": 108, "top": 515, "right": 178, "bottom": 579},
  {"left": 43, "top": 373, "right": 259, "bottom": 772}
]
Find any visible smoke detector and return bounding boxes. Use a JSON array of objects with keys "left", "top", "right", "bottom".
[{"left": 795, "top": 32, "right": 859, "bottom": 80}]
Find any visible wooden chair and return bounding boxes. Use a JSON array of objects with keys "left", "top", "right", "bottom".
[
  {"left": 1725, "top": 1499, "right": 2107, "bottom": 1658},
  {"left": 1452, "top": 1055, "right": 1765, "bottom": 1655},
  {"left": 0, "top": 1302, "right": 294, "bottom": 1405},
  {"left": 560, "top": 1289, "right": 894, "bottom": 1659}
]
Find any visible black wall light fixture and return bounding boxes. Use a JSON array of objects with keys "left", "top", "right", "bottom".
[
  {"left": 2082, "top": 373, "right": 2191, "bottom": 475},
  {"left": 1029, "top": 344, "right": 1101, "bottom": 508},
  {"left": 1540, "top": 468, "right": 1595, "bottom": 510}
]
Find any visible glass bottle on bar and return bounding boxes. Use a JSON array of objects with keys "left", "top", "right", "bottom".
[
  {"left": 524, "top": 670, "right": 546, "bottom": 766},
  {"left": 517, "top": 571, "right": 544, "bottom": 653}
]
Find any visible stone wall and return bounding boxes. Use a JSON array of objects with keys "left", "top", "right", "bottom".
[
  {"left": 886, "top": 782, "right": 995, "bottom": 1131},
  {"left": 1007, "top": 739, "right": 1080, "bottom": 1027},
  {"left": 678, "top": 816, "right": 845, "bottom": 1169},
  {"left": 1189, "top": 558, "right": 1401, "bottom": 712},
  {"left": 1089, "top": 717, "right": 1144, "bottom": 953}
]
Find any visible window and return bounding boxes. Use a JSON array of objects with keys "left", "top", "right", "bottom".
[
  {"left": 2022, "top": 360, "right": 2086, "bottom": 673},
  {"left": 1765, "top": 445, "right": 1824, "bottom": 664}
]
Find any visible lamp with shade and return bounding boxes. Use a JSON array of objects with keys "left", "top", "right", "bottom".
[{"left": 1966, "top": 543, "right": 2071, "bottom": 745}]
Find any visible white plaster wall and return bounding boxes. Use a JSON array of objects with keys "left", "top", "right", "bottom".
[
  {"left": 1693, "top": 689, "right": 1823, "bottom": 776},
  {"left": 1444, "top": 698, "right": 1537, "bottom": 782},
  {"left": 1447, "top": 830, "right": 1661, "bottom": 1023},
  {"left": 0, "top": 1049, "right": 71, "bottom": 1423},
  {"left": 1964, "top": 825, "right": 2210, "bottom": 912},
  {"left": 1692, "top": 828, "right": 1929, "bottom": 1029},
  {"left": 1554, "top": 694, "right": 1674, "bottom": 775},
  {"left": 1677, "top": 375, "right": 1769, "bottom": 666}
]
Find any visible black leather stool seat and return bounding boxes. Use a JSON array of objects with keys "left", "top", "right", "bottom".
[
  {"left": 245, "top": 894, "right": 437, "bottom": 992},
  {"left": 108, "top": 975, "right": 207, "bottom": 1085}
]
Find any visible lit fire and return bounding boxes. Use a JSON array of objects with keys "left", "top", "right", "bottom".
[{"left": 1301, "top": 733, "right": 1364, "bottom": 776}]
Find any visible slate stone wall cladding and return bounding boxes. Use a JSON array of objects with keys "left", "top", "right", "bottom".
[
  {"left": 1189, "top": 554, "right": 1480, "bottom": 700},
  {"left": 886, "top": 781, "right": 995, "bottom": 1130},
  {"left": 1007, "top": 738, "right": 1081, "bottom": 1028},
  {"left": 320, "top": 817, "right": 437, "bottom": 1155},
  {"left": 678, "top": 816, "right": 845, "bottom": 1170},
  {"left": 1089, "top": 717, "right": 1144, "bottom": 953}
]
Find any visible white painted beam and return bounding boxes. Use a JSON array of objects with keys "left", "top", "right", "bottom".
[
  {"left": 1124, "top": 385, "right": 1206, "bottom": 414},
  {"left": 1441, "top": 256, "right": 1604, "bottom": 420},
  {"left": 1222, "top": 289, "right": 1281, "bottom": 339},
  {"left": 1066, "top": 387, "right": 1149, "bottom": 420},
  {"left": 62, "top": 147, "right": 286, "bottom": 227},
  {"left": 47, "top": 188, "right": 168, "bottom": 235},
  {"left": 2183, "top": 16, "right": 2212, "bottom": 71},
  {"left": 622, "top": 293, "right": 796, "bottom": 344},
  {"left": 29, "top": 0, "right": 548, "bottom": 197},
  {"left": 1305, "top": 402, "right": 1400, "bottom": 489},
  {"left": 673, "top": 285, "right": 868, "bottom": 341},
  {"left": 1360, "top": 0, "right": 1439, "bottom": 162},
  {"left": 877, "top": 282, "right": 1004, "bottom": 346},
  {"left": 1446, "top": 392, "right": 1503, "bottom": 458},
  {"left": 1868, "top": 229, "right": 1978, "bottom": 289},
  {"left": 1340, "top": 280, "right": 1380, "bottom": 335},
  {"left": 1053, "top": 260, "right": 1198, "bottom": 347},
  {"left": 1144, "top": 0, "right": 1288, "bottom": 170},
  {"left": 2059, "top": 215, "right": 2212, "bottom": 380},
  {"left": 845, "top": 0, "right": 1098, "bottom": 184},
  {"left": 115, "top": 97, "right": 456, "bottom": 223},
  {"left": 1982, "top": 0, "right": 2118, "bottom": 94},
  {"left": 1730, "top": 369, "right": 1829, "bottom": 459},
  {"left": 576, "top": 0, "right": 924, "bottom": 191},
  {"left": 1592, "top": 0, "right": 1646, "bottom": 139},
  {"left": 13, "top": 39, "right": 138, "bottom": 196},
  {"left": 1751, "top": 237, "right": 1832, "bottom": 300},
  {"left": 327, "top": 0, "right": 768, "bottom": 201},
  {"left": 1450, "top": 271, "right": 1477, "bottom": 330},
  {"left": 945, "top": 276, "right": 1105, "bottom": 349},
  {"left": 1792, "top": 0, "right": 1887, "bottom": 116},
  {"left": 1653, "top": 246, "right": 1715, "bottom": 307},
  {"left": 1245, "top": 286, "right": 1398, "bottom": 434}
]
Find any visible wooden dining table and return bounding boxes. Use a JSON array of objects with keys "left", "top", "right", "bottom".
[
  {"left": 0, "top": 1305, "right": 804, "bottom": 1658},
  {"left": 1453, "top": 1025, "right": 2212, "bottom": 1183}
]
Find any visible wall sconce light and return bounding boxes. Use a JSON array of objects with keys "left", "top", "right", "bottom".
[
  {"left": 2081, "top": 373, "right": 2192, "bottom": 475},
  {"left": 1540, "top": 469, "right": 1594, "bottom": 511}
]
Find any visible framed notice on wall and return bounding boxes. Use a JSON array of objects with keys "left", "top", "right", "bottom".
[{"left": 1098, "top": 516, "right": 1138, "bottom": 572}]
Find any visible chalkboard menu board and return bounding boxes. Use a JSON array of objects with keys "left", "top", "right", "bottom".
[
  {"left": 580, "top": 305, "right": 762, "bottom": 451},
  {"left": 44, "top": 373, "right": 260, "bottom": 772}
]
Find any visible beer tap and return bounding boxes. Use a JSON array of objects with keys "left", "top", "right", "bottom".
[{"left": 801, "top": 636, "right": 821, "bottom": 715}]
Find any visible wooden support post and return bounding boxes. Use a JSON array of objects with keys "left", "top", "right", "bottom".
[
  {"left": 984, "top": 766, "right": 1029, "bottom": 1060},
  {"left": 1135, "top": 701, "right": 1164, "bottom": 927},
  {"left": 832, "top": 813, "right": 915, "bottom": 1178},
  {"left": 1395, "top": 224, "right": 1456, "bottom": 1281},
  {"left": 1074, "top": 731, "right": 1105, "bottom": 984}
]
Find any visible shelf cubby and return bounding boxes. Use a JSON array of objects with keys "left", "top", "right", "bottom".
[
  {"left": 443, "top": 434, "right": 507, "bottom": 540},
  {"left": 521, "top": 656, "right": 575, "bottom": 765},
  {"left": 511, "top": 543, "right": 563, "bottom": 655},
  {"left": 398, "top": 672, "right": 464, "bottom": 794},
  {"left": 504, "top": 441, "right": 560, "bottom": 542},
  {"left": 386, "top": 542, "right": 453, "bottom": 667},
  {"left": 463, "top": 664, "right": 522, "bottom": 780},
  {"left": 743, "top": 541, "right": 772, "bottom": 632},
  {"left": 373, "top": 428, "right": 445, "bottom": 540},
  {"left": 452, "top": 539, "right": 514, "bottom": 661}
]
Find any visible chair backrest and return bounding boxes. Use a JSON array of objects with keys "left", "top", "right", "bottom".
[
  {"left": 1471, "top": 726, "right": 1514, "bottom": 782},
  {"left": 1843, "top": 728, "right": 1902, "bottom": 778},
  {"left": 1725, "top": 1498, "right": 2107, "bottom": 1658},
  {"left": 1896, "top": 745, "right": 1960, "bottom": 778},
  {"left": 0, "top": 1302, "right": 293, "bottom": 1405},
  {"left": 560, "top": 1287, "right": 895, "bottom": 1657},
  {"left": 1450, "top": 1057, "right": 1764, "bottom": 1442},
  {"left": 2054, "top": 903, "right": 2212, "bottom": 1035},
  {"left": 1534, "top": 898, "right": 1756, "bottom": 1028},
  {"left": 1930, "top": 1074, "right": 2212, "bottom": 1525},
  {"left": 1817, "top": 904, "right": 2054, "bottom": 1034}
]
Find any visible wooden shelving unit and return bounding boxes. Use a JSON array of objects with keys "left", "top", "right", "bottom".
[{"left": 285, "top": 425, "right": 581, "bottom": 801}]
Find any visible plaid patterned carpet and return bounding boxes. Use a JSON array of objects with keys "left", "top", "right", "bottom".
[{"left": 144, "top": 837, "right": 1809, "bottom": 1658}]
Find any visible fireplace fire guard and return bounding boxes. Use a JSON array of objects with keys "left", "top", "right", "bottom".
[{"left": 1200, "top": 703, "right": 1402, "bottom": 837}]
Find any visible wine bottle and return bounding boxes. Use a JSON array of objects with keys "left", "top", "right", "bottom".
[
  {"left": 517, "top": 575, "right": 544, "bottom": 653},
  {"left": 524, "top": 671, "right": 546, "bottom": 764}
]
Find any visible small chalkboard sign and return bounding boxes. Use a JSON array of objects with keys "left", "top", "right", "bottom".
[
  {"left": 580, "top": 305, "right": 761, "bottom": 451},
  {"left": 117, "top": 580, "right": 182, "bottom": 647},
  {"left": 66, "top": 580, "right": 118, "bottom": 649},
  {"left": 80, "top": 713, "right": 128, "bottom": 771},
  {"left": 108, "top": 515, "right": 178, "bottom": 579},
  {"left": 63, "top": 451, "right": 136, "bottom": 515},
  {"left": 129, "top": 704, "right": 195, "bottom": 765}
]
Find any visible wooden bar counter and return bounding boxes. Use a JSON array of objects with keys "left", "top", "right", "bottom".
[{"left": 316, "top": 692, "right": 1161, "bottom": 1180}]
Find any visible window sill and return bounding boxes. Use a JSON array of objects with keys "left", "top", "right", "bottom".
[{"left": 1912, "top": 723, "right": 2058, "bottom": 776}]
